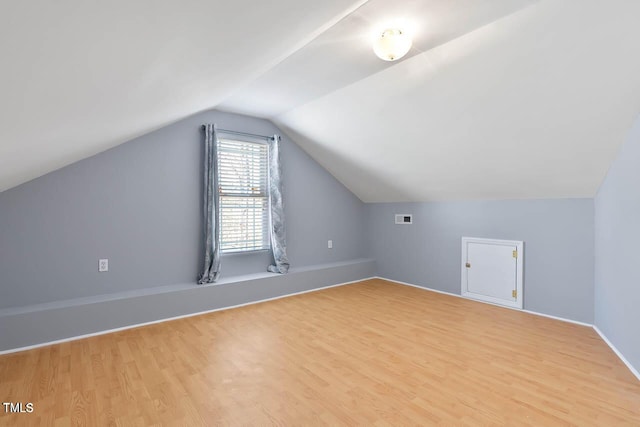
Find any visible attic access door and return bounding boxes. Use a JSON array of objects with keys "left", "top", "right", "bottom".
[{"left": 461, "top": 237, "right": 523, "bottom": 309}]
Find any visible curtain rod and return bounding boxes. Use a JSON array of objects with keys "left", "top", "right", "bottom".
[{"left": 201, "top": 125, "right": 275, "bottom": 141}]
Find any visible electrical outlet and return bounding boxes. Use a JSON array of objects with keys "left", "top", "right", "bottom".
[
  {"left": 98, "top": 259, "right": 109, "bottom": 272},
  {"left": 328, "top": 240, "right": 333, "bottom": 249}
]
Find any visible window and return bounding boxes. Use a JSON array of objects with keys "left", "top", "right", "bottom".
[{"left": 217, "top": 138, "right": 269, "bottom": 253}]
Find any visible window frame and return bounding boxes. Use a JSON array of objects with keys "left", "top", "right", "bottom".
[{"left": 216, "top": 135, "right": 271, "bottom": 254}]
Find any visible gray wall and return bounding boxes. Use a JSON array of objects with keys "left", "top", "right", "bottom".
[
  {"left": 0, "top": 109, "right": 367, "bottom": 309},
  {"left": 595, "top": 116, "right": 640, "bottom": 372},
  {"left": 366, "top": 199, "right": 594, "bottom": 323}
]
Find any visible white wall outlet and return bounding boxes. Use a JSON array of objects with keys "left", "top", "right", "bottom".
[
  {"left": 328, "top": 240, "right": 333, "bottom": 249},
  {"left": 98, "top": 259, "right": 109, "bottom": 272}
]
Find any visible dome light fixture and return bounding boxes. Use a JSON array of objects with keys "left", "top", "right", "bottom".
[{"left": 372, "top": 28, "right": 412, "bottom": 61}]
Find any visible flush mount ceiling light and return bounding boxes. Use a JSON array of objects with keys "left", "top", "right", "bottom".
[{"left": 372, "top": 28, "right": 412, "bottom": 61}]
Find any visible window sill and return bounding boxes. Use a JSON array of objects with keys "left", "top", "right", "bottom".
[{"left": 221, "top": 248, "right": 271, "bottom": 255}]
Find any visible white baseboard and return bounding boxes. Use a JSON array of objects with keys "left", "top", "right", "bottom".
[
  {"left": 521, "top": 309, "right": 592, "bottom": 327},
  {"left": 375, "top": 276, "right": 592, "bottom": 327},
  {"left": 593, "top": 326, "right": 640, "bottom": 382},
  {"left": 0, "top": 277, "right": 373, "bottom": 356}
]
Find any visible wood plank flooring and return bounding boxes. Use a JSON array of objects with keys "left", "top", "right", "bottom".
[{"left": 1, "top": 278, "right": 639, "bottom": 426}]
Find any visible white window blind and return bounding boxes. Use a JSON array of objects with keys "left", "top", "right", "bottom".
[{"left": 217, "top": 138, "right": 269, "bottom": 253}]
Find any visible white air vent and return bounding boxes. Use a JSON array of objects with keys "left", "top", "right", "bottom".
[{"left": 395, "top": 214, "right": 412, "bottom": 224}]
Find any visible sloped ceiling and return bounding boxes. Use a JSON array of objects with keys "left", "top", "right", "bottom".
[
  {"left": 3, "top": 0, "right": 640, "bottom": 202},
  {"left": 219, "top": 0, "right": 537, "bottom": 118},
  {"left": 272, "top": 0, "right": 640, "bottom": 201},
  {"left": 0, "top": 0, "right": 366, "bottom": 192}
]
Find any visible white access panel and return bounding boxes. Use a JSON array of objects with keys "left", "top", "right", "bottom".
[{"left": 461, "top": 237, "right": 523, "bottom": 309}]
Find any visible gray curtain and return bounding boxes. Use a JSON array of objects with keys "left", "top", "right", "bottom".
[
  {"left": 267, "top": 135, "right": 290, "bottom": 273},
  {"left": 198, "top": 124, "right": 221, "bottom": 284}
]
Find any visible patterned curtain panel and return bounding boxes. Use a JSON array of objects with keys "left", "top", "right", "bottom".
[
  {"left": 198, "top": 124, "right": 221, "bottom": 284},
  {"left": 267, "top": 135, "right": 290, "bottom": 274}
]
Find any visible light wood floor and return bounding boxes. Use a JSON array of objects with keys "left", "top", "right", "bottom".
[{"left": 1, "top": 279, "right": 639, "bottom": 426}]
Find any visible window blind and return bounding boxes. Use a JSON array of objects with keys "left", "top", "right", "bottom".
[{"left": 217, "top": 138, "right": 269, "bottom": 253}]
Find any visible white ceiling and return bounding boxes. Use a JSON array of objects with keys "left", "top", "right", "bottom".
[
  {"left": 0, "top": 0, "right": 365, "bottom": 192},
  {"left": 3, "top": 0, "right": 640, "bottom": 202},
  {"left": 219, "top": 0, "right": 536, "bottom": 118},
  {"left": 274, "top": 0, "right": 640, "bottom": 201}
]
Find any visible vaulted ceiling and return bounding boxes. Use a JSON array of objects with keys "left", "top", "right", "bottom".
[
  {"left": 0, "top": 0, "right": 366, "bottom": 192},
  {"left": 2, "top": 0, "right": 640, "bottom": 201}
]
